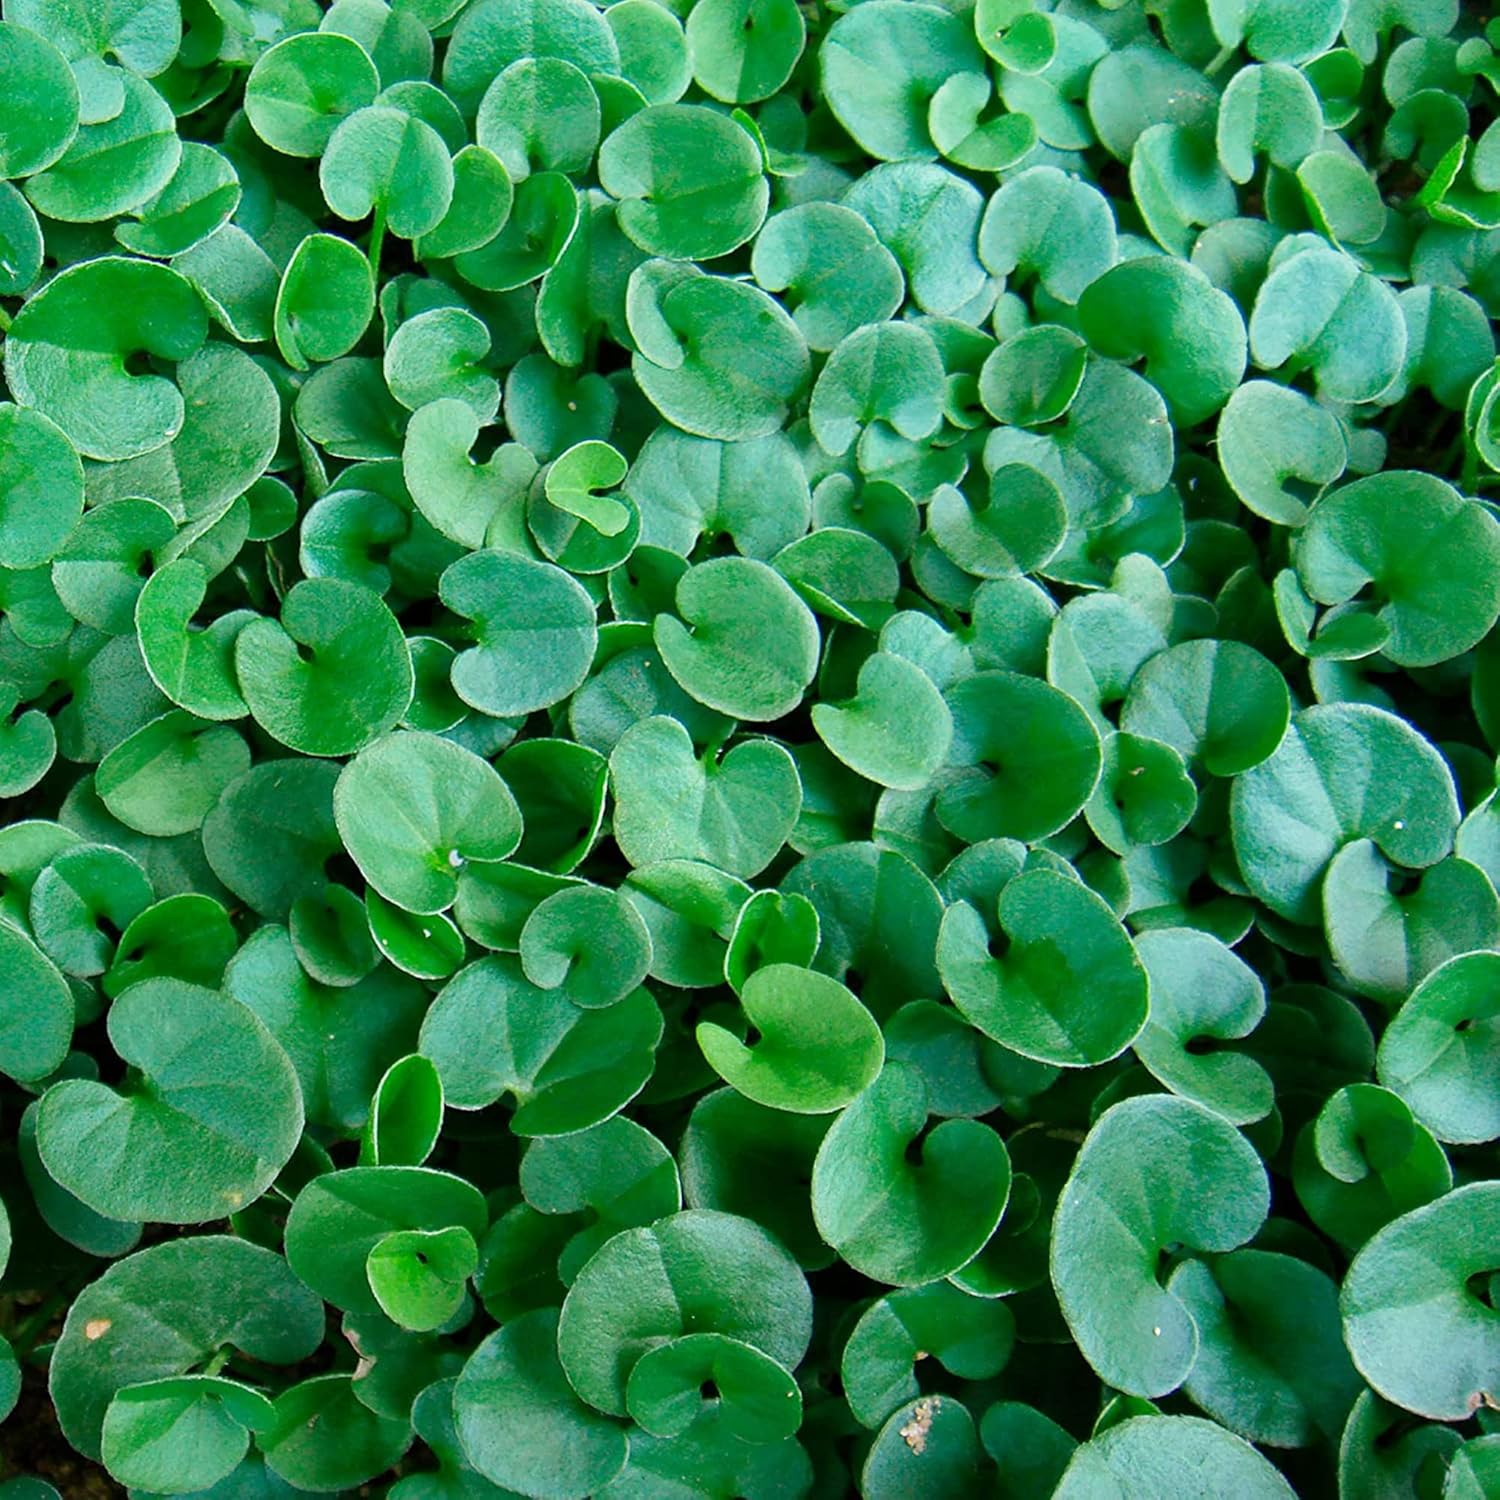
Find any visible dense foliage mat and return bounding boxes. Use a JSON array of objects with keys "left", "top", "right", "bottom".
[{"left": 2, "top": 0, "right": 1500, "bottom": 1495}]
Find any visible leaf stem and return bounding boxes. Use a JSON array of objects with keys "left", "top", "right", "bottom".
[
  {"left": 0, "top": 304, "right": 11, "bottom": 335},
  {"left": 203, "top": 1347, "right": 233, "bottom": 1378},
  {"left": 1204, "top": 43, "right": 1237, "bottom": 78},
  {"left": 11, "top": 1292, "right": 68, "bottom": 1359},
  {"left": 367, "top": 207, "right": 387, "bottom": 280}
]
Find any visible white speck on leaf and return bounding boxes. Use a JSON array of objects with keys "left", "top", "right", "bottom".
[{"left": 900, "top": 1397, "right": 938, "bottom": 1455}]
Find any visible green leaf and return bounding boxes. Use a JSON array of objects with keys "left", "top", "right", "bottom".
[
  {"left": 809, "top": 321, "right": 945, "bottom": 457},
  {"left": 285, "top": 1164, "right": 486, "bottom": 1316},
  {"left": 609, "top": 714, "right": 800, "bottom": 879},
  {"left": 22, "top": 72, "right": 179, "bottom": 225},
  {"left": 1170, "top": 1250, "right": 1361, "bottom": 1447},
  {"left": 1323, "top": 841, "right": 1500, "bottom": 1004},
  {"left": 521, "top": 1115, "right": 681, "bottom": 1280},
  {"left": 49, "top": 1236, "right": 323, "bottom": 1459},
  {"left": 0, "top": 22, "right": 79, "bottom": 179},
  {"left": 938, "top": 672, "right": 1102, "bottom": 843},
  {"left": 556, "top": 1208, "right": 811, "bottom": 1415},
  {"left": 1343, "top": 1182, "right": 1500, "bottom": 1420},
  {"left": 654, "top": 557, "right": 819, "bottom": 721},
  {"left": 1231, "top": 703, "right": 1460, "bottom": 925},
  {"left": 440, "top": 549, "right": 598, "bottom": 717},
  {"left": 36, "top": 979, "right": 303, "bottom": 1224},
  {"left": 96, "top": 712, "right": 250, "bottom": 839},
  {"left": 1293, "top": 1083, "right": 1453, "bottom": 1254},
  {"left": 201, "top": 759, "right": 341, "bottom": 920},
  {"left": 842, "top": 1282, "right": 1014, "bottom": 1429},
  {"left": 688, "top": 0, "right": 803, "bottom": 105},
  {"left": 1077, "top": 256, "right": 1247, "bottom": 426},
  {"left": 820, "top": 1, "right": 985, "bottom": 163},
  {"left": 414, "top": 143, "right": 514, "bottom": 260},
  {"left": 978, "top": 166, "right": 1118, "bottom": 304},
  {"left": 1249, "top": 244, "right": 1406, "bottom": 402},
  {"left": 114, "top": 142, "right": 241, "bottom": 259},
  {"left": 442, "top": 0, "right": 620, "bottom": 117},
  {"left": 1215, "top": 380, "right": 1348, "bottom": 525},
  {"left": 30, "top": 842, "right": 153, "bottom": 978},
  {"left": 628, "top": 263, "right": 809, "bottom": 439},
  {"left": 1295, "top": 470, "right": 1500, "bottom": 667},
  {"left": 234, "top": 578, "right": 414, "bottom": 757},
  {"left": 402, "top": 398, "right": 536, "bottom": 549},
  {"left": 750, "top": 203, "right": 904, "bottom": 353},
  {"left": 1051, "top": 1095, "right": 1270, "bottom": 1397},
  {"left": 275, "top": 233, "right": 375, "bottom": 371},
  {"left": 4, "top": 257, "right": 207, "bottom": 462},
  {"left": 608, "top": 0, "right": 690, "bottom": 107},
  {"left": 320, "top": 104, "right": 454, "bottom": 241},
  {"left": 420, "top": 955, "right": 662, "bottom": 1133},
  {"left": 101, "top": 1376, "right": 274, "bottom": 1494},
  {"left": 520, "top": 883, "right": 653, "bottom": 1008},
  {"left": 600, "top": 104, "right": 766, "bottom": 260},
  {"left": 225, "top": 925, "right": 428, "bottom": 1134},
  {"left": 811, "top": 1061, "right": 1009, "bottom": 1284},
  {"left": 1377, "top": 951, "right": 1500, "bottom": 1144},
  {"left": 1121, "top": 639, "right": 1290, "bottom": 776},
  {"left": 362, "top": 1053, "right": 444, "bottom": 1166},
  {"left": 1133, "top": 928, "right": 1274, "bottom": 1124},
  {"left": 697, "top": 961, "right": 883, "bottom": 1113},
  {"left": 0, "top": 922, "right": 74, "bottom": 1082},
  {"left": 811, "top": 651, "right": 953, "bottom": 792},
  {"left": 1052, "top": 1415, "right": 1296, "bottom": 1498},
  {"left": 1216, "top": 62, "right": 1323, "bottom": 182},
  {"left": 476, "top": 56, "right": 599, "bottom": 183},
  {"left": 454, "top": 1308, "right": 628, "bottom": 1500},
  {"left": 245, "top": 30, "right": 380, "bottom": 157},
  {"left": 939, "top": 868, "right": 1148, "bottom": 1067},
  {"left": 367, "top": 1224, "right": 478, "bottom": 1332},
  {"left": 626, "top": 1333, "right": 800, "bottom": 1442},
  {"left": 260, "top": 1374, "right": 412, "bottom": 1491},
  {"left": 844, "top": 163, "right": 987, "bottom": 319},
  {"left": 334, "top": 729, "right": 522, "bottom": 914},
  {"left": 0, "top": 405, "right": 84, "bottom": 570},
  {"left": 862, "top": 1396, "right": 980, "bottom": 1499}
]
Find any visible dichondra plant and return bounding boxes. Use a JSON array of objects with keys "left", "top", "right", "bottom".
[{"left": 0, "top": 0, "right": 1499, "bottom": 1496}]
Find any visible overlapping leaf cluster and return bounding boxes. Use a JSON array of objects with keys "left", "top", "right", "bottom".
[{"left": 0, "top": 0, "right": 1499, "bottom": 1494}]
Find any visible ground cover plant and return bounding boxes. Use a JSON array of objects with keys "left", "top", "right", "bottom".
[{"left": 1, "top": 0, "right": 1500, "bottom": 1494}]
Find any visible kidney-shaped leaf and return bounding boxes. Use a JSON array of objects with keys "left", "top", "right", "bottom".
[
  {"left": 284, "top": 1165, "right": 487, "bottom": 1317},
  {"left": 811, "top": 1061, "right": 1009, "bottom": 1285},
  {"left": 1378, "top": 952, "right": 1500, "bottom": 1145},
  {"left": 454, "top": 1307, "right": 628, "bottom": 1500},
  {"left": 234, "top": 578, "right": 414, "bottom": 758},
  {"left": 557, "top": 1208, "right": 812, "bottom": 1417},
  {"left": 37, "top": 980, "right": 302, "bottom": 1225},
  {"left": 1343, "top": 1182, "right": 1500, "bottom": 1420},
  {"left": 939, "top": 870, "right": 1148, "bottom": 1068},
  {"left": 697, "top": 962, "right": 883, "bottom": 1114},
  {"left": 50, "top": 1237, "right": 323, "bottom": 1460},
  {"left": 1051, "top": 1094, "right": 1270, "bottom": 1398},
  {"left": 335, "top": 730, "right": 523, "bottom": 915},
  {"left": 1295, "top": 470, "right": 1500, "bottom": 668},
  {"left": 4, "top": 258, "right": 207, "bottom": 463},
  {"left": 419, "top": 955, "right": 662, "bottom": 1134},
  {"left": 599, "top": 104, "right": 767, "bottom": 260},
  {"left": 1053, "top": 1415, "right": 1295, "bottom": 1499}
]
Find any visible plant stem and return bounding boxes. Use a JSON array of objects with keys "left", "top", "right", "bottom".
[
  {"left": 367, "top": 207, "right": 387, "bottom": 280},
  {"left": 11, "top": 1292, "right": 68, "bottom": 1359},
  {"left": 1204, "top": 44, "right": 1237, "bottom": 78}
]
